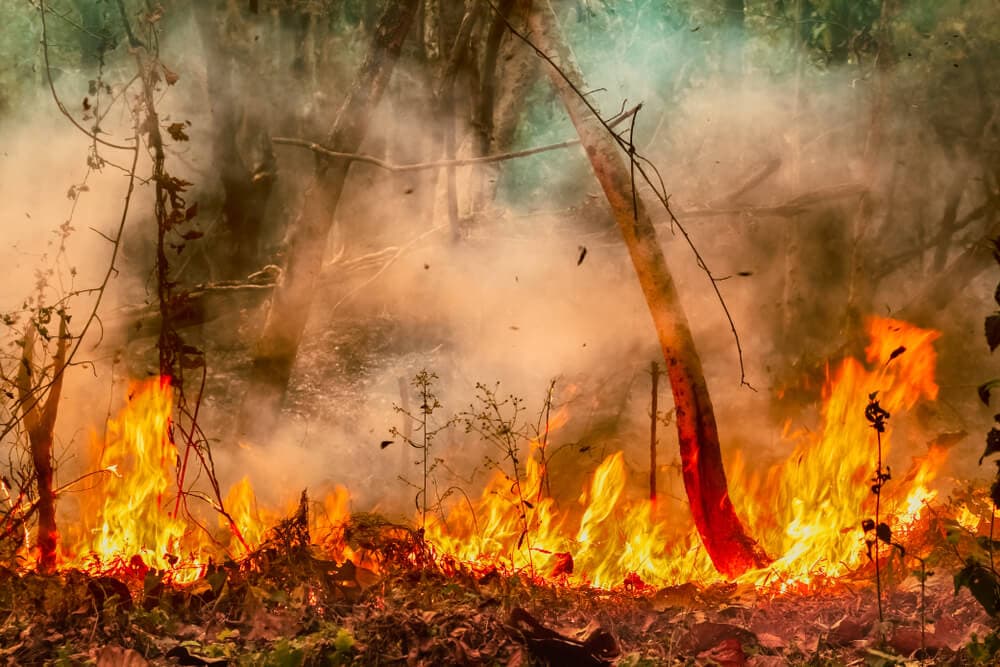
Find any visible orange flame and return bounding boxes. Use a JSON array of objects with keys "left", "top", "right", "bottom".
[
  {"left": 425, "top": 317, "right": 947, "bottom": 589},
  {"left": 62, "top": 378, "right": 205, "bottom": 581},
  {"left": 56, "top": 317, "right": 948, "bottom": 592}
]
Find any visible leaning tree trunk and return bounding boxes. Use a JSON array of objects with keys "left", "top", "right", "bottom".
[
  {"left": 239, "top": 0, "right": 421, "bottom": 442},
  {"left": 528, "top": 1, "right": 769, "bottom": 578},
  {"left": 16, "top": 316, "right": 68, "bottom": 574}
]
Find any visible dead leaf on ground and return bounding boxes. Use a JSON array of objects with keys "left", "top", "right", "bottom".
[
  {"left": 747, "top": 656, "right": 788, "bottom": 667},
  {"left": 674, "top": 622, "right": 756, "bottom": 654},
  {"left": 698, "top": 637, "right": 746, "bottom": 667},
  {"left": 506, "top": 607, "right": 618, "bottom": 666},
  {"left": 245, "top": 607, "right": 301, "bottom": 641},
  {"left": 755, "top": 632, "right": 786, "bottom": 650}
]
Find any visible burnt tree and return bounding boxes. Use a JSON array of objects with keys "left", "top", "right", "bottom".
[
  {"left": 527, "top": 0, "right": 769, "bottom": 578},
  {"left": 15, "top": 315, "right": 68, "bottom": 574}
]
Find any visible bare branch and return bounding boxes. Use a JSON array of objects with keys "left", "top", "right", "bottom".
[{"left": 271, "top": 104, "right": 641, "bottom": 172}]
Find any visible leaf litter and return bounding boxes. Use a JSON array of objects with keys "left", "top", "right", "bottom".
[{"left": 1, "top": 497, "right": 997, "bottom": 665}]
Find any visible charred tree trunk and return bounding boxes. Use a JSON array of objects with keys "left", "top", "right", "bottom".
[
  {"left": 527, "top": 1, "right": 769, "bottom": 578},
  {"left": 239, "top": 0, "right": 421, "bottom": 441},
  {"left": 16, "top": 316, "right": 68, "bottom": 574}
]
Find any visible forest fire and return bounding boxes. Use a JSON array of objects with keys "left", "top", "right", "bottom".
[
  {"left": 4, "top": 0, "right": 997, "bottom": 661},
  {"left": 426, "top": 317, "right": 947, "bottom": 590},
  {"left": 59, "top": 378, "right": 206, "bottom": 583},
  {"left": 51, "top": 317, "right": 950, "bottom": 596}
]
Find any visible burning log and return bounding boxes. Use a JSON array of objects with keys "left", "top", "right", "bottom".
[{"left": 525, "top": 1, "right": 770, "bottom": 577}]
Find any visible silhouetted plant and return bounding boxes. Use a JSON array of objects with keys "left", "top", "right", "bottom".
[
  {"left": 862, "top": 392, "right": 905, "bottom": 624},
  {"left": 462, "top": 382, "right": 539, "bottom": 577},
  {"left": 389, "top": 370, "right": 455, "bottom": 533},
  {"left": 963, "top": 236, "right": 1000, "bottom": 623}
]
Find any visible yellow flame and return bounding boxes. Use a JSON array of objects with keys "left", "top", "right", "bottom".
[
  {"left": 425, "top": 317, "right": 947, "bottom": 589},
  {"left": 64, "top": 378, "right": 203, "bottom": 581},
  {"left": 56, "top": 316, "right": 948, "bottom": 593}
]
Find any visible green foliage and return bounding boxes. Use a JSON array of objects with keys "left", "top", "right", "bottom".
[
  {"left": 965, "top": 630, "right": 1000, "bottom": 665},
  {"left": 955, "top": 559, "right": 1000, "bottom": 617},
  {"left": 261, "top": 638, "right": 305, "bottom": 667},
  {"left": 798, "top": 0, "right": 882, "bottom": 65}
]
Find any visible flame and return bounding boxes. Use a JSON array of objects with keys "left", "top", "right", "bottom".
[
  {"left": 224, "top": 476, "right": 264, "bottom": 558},
  {"left": 54, "top": 316, "right": 949, "bottom": 593},
  {"left": 59, "top": 378, "right": 359, "bottom": 582},
  {"left": 734, "top": 318, "right": 941, "bottom": 587},
  {"left": 424, "top": 317, "right": 948, "bottom": 589},
  {"left": 63, "top": 378, "right": 204, "bottom": 581}
]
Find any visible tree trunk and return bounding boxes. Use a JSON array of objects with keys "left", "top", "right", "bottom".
[
  {"left": 239, "top": 0, "right": 421, "bottom": 441},
  {"left": 433, "top": 0, "right": 480, "bottom": 241},
  {"left": 528, "top": 0, "right": 769, "bottom": 578},
  {"left": 475, "top": 21, "right": 541, "bottom": 212},
  {"left": 16, "top": 316, "right": 68, "bottom": 574},
  {"left": 194, "top": 1, "right": 277, "bottom": 279}
]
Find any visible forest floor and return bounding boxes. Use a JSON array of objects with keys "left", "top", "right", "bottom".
[{"left": 2, "top": 508, "right": 997, "bottom": 666}]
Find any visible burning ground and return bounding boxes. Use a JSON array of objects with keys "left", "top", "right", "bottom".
[
  {"left": 3, "top": 315, "right": 1000, "bottom": 664},
  {"left": 2, "top": 0, "right": 1000, "bottom": 665}
]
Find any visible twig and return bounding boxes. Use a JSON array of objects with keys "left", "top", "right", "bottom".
[{"left": 38, "top": 0, "right": 135, "bottom": 151}]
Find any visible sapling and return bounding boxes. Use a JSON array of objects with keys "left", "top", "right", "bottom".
[
  {"left": 389, "top": 370, "right": 454, "bottom": 533},
  {"left": 462, "top": 382, "right": 537, "bottom": 577},
  {"left": 862, "top": 392, "right": 905, "bottom": 624}
]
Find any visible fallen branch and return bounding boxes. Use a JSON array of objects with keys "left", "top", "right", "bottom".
[
  {"left": 111, "top": 246, "right": 414, "bottom": 341},
  {"left": 709, "top": 156, "right": 782, "bottom": 206}
]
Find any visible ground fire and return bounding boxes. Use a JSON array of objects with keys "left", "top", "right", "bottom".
[
  {"left": 3, "top": 0, "right": 999, "bottom": 664},
  {"left": 45, "top": 316, "right": 947, "bottom": 593}
]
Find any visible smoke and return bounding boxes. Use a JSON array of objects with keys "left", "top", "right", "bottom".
[{"left": 1, "top": 2, "right": 995, "bottom": 528}]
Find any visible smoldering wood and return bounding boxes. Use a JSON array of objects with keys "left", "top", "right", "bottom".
[{"left": 526, "top": 0, "right": 769, "bottom": 578}]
